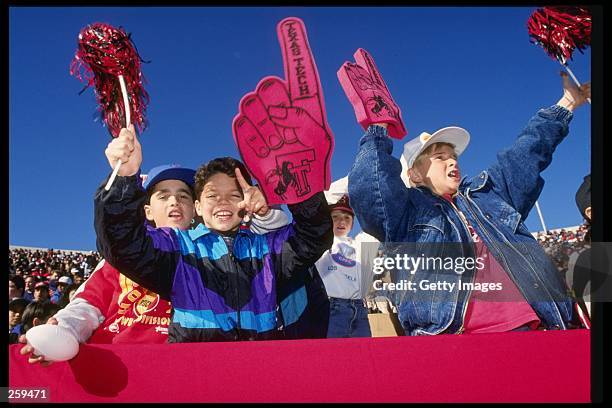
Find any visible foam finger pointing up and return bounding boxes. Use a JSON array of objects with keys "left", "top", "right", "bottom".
[{"left": 276, "top": 17, "right": 325, "bottom": 125}]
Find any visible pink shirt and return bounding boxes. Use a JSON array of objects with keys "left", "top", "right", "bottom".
[{"left": 462, "top": 225, "right": 541, "bottom": 333}]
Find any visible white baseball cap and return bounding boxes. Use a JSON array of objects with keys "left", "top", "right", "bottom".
[
  {"left": 399, "top": 126, "right": 470, "bottom": 187},
  {"left": 58, "top": 276, "right": 73, "bottom": 285}
]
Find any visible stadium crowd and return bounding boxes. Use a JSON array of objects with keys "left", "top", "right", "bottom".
[
  {"left": 8, "top": 247, "right": 101, "bottom": 343},
  {"left": 534, "top": 224, "right": 590, "bottom": 279}
]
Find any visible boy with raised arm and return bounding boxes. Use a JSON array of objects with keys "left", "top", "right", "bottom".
[
  {"left": 340, "top": 48, "right": 590, "bottom": 335},
  {"left": 94, "top": 126, "right": 332, "bottom": 342}
]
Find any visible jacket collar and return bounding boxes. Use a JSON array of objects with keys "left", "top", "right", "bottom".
[
  {"left": 469, "top": 171, "right": 489, "bottom": 192},
  {"left": 187, "top": 223, "right": 252, "bottom": 241}
]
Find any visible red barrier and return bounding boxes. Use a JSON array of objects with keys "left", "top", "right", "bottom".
[{"left": 9, "top": 329, "right": 590, "bottom": 402}]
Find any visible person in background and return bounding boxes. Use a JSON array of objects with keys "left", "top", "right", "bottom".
[
  {"left": 71, "top": 269, "right": 85, "bottom": 287},
  {"left": 50, "top": 276, "right": 73, "bottom": 304},
  {"left": 316, "top": 177, "right": 380, "bottom": 338},
  {"left": 23, "top": 276, "right": 36, "bottom": 302},
  {"left": 19, "top": 301, "right": 62, "bottom": 336},
  {"left": 9, "top": 276, "right": 26, "bottom": 301},
  {"left": 33, "top": 281, "right": 51, "bottom": 303},
  {"left": 57, "top": 283, "right": 80, "bottom": 309},
  {"left": 9, "top": 298, "right": 29, "bottom": 344},
  {"left": 566, "top": 174, "right": 601, "bottom": 322}
]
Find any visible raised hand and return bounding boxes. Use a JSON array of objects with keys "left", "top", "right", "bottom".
[
  {"left": 104, "top": 125, "right": 142, "bottom": 177},
  {"left": 235, "top": 167, "right": 270, "bottom": 222},
  {"left": 557, "top": 71, "right": 591, "bottom": 112},
  {"left": 233, "top": 17, "right": 334, "bottom": 205},
  {"left": 337, "top": 48, "right": 407, "bottom": 139}
]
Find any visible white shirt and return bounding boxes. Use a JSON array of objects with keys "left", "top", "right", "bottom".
[{"left": 316, "top": 233, "right": 380, "bottom": 300}]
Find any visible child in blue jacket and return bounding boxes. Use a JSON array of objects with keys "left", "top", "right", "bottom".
[
  {"left": 95, "top": 127, "right": 332, "bottom": 342},
  {"left": 347, "top": 72, "right": 590, "bottom": 335}
]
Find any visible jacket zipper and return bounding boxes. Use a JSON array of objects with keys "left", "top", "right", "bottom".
[
  {"left": 462, "top": 192, "right": 566, "bottom": 329},
  {"left": 222, "top": 236, "right": 241, "bottom": 339},
  {"left": 444, "top": 197, "right": 477, "bottom": 334},
  {"left": 414, "top": 199, "right": 475, "bottom": 336}
]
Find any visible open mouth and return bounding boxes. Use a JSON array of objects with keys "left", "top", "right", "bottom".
[
  {"left": 214, "top": 210, "right": 234, "bottom": 222},
  {"left": 168, "top": 210, "right": 183, "bottom": 221},
  {"left": 448, "top": 169, "right": 460, "bottom": 180}
]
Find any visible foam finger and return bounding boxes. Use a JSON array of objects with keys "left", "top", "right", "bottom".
[
  {"left": 353, "top": 48, "right": 390, "bottom": 92},
  {"left": 276, "top": 17, "right": 325, "bottom": 125},
  {"left": 240, "top": 91, "right": 283, "bottom": 149},
  {"left": 256, "top": 77, "right": 291, "bottom": 108},
  {"left": 233, "top": 114, "right": 270, "bottom": 159}
]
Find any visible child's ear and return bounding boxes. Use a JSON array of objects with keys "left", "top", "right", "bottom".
[
  {"left": 585, "top": 206, "right": 592, "bottom": 221},
  {"left": 32, "top": 317, "right": 42, "bottom": 327},
  {"left": 144, "top": 205, "right": 154, "bottom": 222},
  {"left": 408, "top": 168, "right": 422, "bottom": 184},
  {"left": 195, "top": 200, "right": 203, "bottom": 217}
]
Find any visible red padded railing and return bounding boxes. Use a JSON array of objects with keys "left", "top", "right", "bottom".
[{"left": 8, "top": 329, "right": 590, "bottom": 402}]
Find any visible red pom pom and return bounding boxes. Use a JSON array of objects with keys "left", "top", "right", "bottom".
[
  {"left": 70, "top": 23, "right": 150, "bottom": 138},
  {"left": 527, "top": 6, "right": 591, "bottom": 64}
]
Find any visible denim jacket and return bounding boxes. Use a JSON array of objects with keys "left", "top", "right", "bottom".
[{"left": 348, "top": 105, "right": 575, "bottom": 335}]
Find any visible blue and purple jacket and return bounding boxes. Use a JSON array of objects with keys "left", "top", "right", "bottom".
[{"left": 94, "top": 174, "right": 333, "bottom": 343}]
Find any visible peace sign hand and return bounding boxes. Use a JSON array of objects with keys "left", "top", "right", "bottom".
[
  {"left": 235, "top": 167, "right": 269, "bottom": 223},
  {"left": 337, "top": 48, "right": 407, "bottom": 139},
  {"left": 233, "top": 17, "right": 334, "bottom": 206}
]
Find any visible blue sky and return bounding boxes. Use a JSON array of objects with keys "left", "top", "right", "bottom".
[{"left": 9, "top": 6, "right": 592, "bottom": 251}]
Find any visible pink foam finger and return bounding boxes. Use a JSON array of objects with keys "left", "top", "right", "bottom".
[
  {"left": 237, "top": 106, "right": 333, "bottom": 205},
  {"left": 255, "top": 77, "right": 296, "bottom": 143},
  {"left": 353, "top": 48, "right": 391, "bottom": 94},
  {"left": 236, "top": 138, "right": 323, "bottom": 206},
  {"left": 354, "top": 48, "right": 407, "bottom": 139},
  {"left": 233, "top": 17, "right": 334, "bottom": 205},
  {"left": 240, "top": 92, "right": 284, "bottom": 150},
  {"left": 276, "top": 17, "right": 327, "bottom": 129},
  {"left": 255, "top": 77, "right": 291, "bottom": 108},
  {"left": 337, "top": 49, "right": 407, "bottom": 140},
  {"left": 233, "top": 114, "right": 270, "bottom": 159},
  {"left": 337, "top": 63, "right": 368, "bottom": 128}
]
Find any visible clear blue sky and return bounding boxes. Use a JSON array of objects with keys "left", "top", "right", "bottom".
[{"left": 9, "top": 6, "right": 592, "bottom": 251}]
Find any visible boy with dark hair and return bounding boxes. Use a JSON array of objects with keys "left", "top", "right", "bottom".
[
  {"left": 9, "top": 276, "right": 26, "bottom": 301},
  {"left": 93, "top": 127, "right": 332, "bottom": 342},
  {"left": 33, "top": 282, "right": 51, "bottom": 303},
  {"left": 194, "top": 157, "right": 332, "bottom": 340},
  {"left": 9, "top": 298, "right": 29, "bottom": 344},
  {"left": 19, "top": 301, "right": 61, "bottom": 335},
  {"left": 20, "top": 161, "right": 292, "bottom": 365}
]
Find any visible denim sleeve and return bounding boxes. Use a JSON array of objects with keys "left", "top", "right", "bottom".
[
  {"left": 94, "top": 174, "right": 179, "bottom": 299},
  {"left": 486, "top": 105, "right": 573, "bottom": 220},
  {"left": 348, "top": 125, "right": 411, "bottom": 242}
]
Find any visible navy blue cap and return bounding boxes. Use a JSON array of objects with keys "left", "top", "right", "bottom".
[{"left": 142, "top": 164, "right": 196, "bottom": 191}]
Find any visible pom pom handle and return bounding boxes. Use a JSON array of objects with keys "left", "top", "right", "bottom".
[
  {"left": 104, "top": 74, "right": 131, "bottom": 191},
  {"left": 118, "top": 74, "right": 131, "bottom": 127}
]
